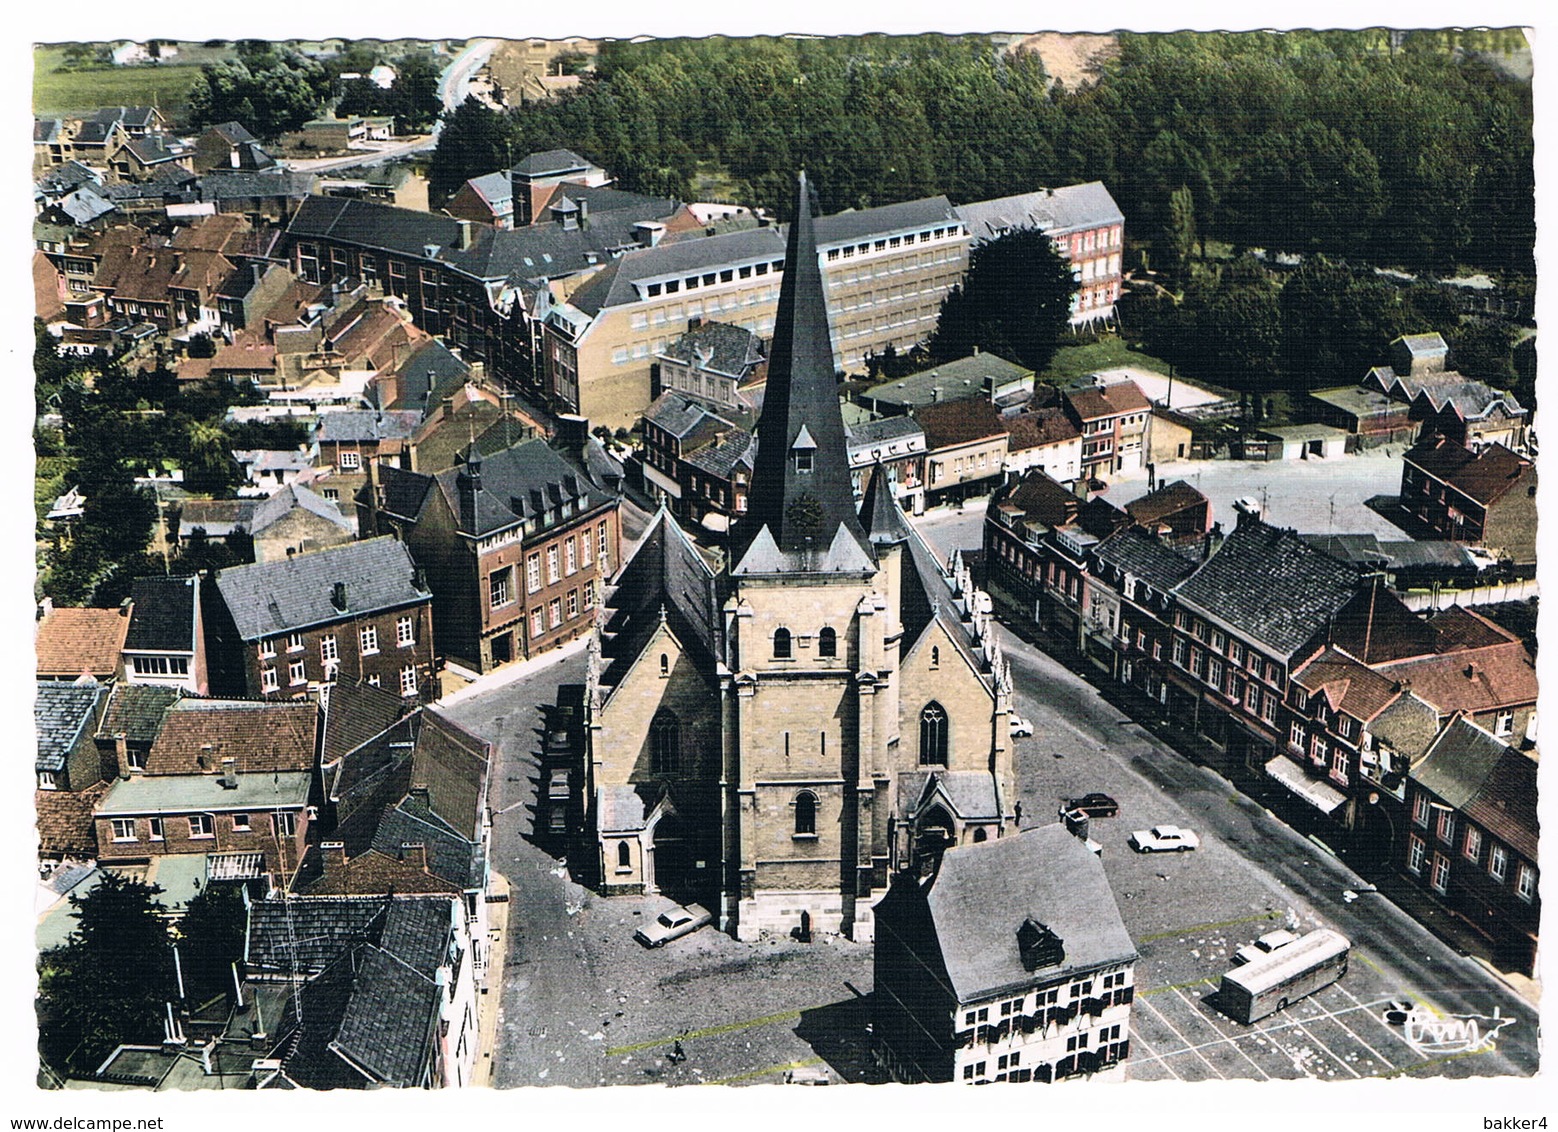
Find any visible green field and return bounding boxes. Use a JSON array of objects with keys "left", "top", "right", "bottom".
[
  {"left": 1039, "top": 337, "right": 1174, "bottom": 384},
  {"left": 32, "top": 42, "right": 236, "bottom": 121}
]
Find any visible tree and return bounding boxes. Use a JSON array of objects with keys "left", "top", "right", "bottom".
[
  {"left": 38, "top": 875, "right": 176, "bottom": 1072},
  {"left": 175, "top": 885, "right": 249, "bottom": 1006},
  {"left": 928, "top": 226, "right": 1075, "bottom": 373},
  {"left": 187, "top": 48, "right": 331, "bottom": 141},
  {"left": 428, "top": 96, "right": 515, "bottom": 205},
  {"left": 1166, "top": 186, "right": 1198, "bottom": 278}
]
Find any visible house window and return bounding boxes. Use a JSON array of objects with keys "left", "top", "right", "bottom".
[
  {"left": 1172, "top": 638, "right": 1187, "bottom": 667},
  {"left": 320, "top": 635, "right": 338, "bottom": 664},
  {"left": 259, "top": 638, "right": 277, "bottom": 659},
  {"left": 581, "top": 530, "right": 592, "bottom": 566},
  {"left": 38, "top": 771, "right": 57, "bottom": 790},
  {"left": 400, "top": 665, "right": 418, "bottom": 697},
  {"left": 548, "top": 598, "right": 562, "bottom": 628},
  {"left": 530, "top": 608, "right": 544, "bottom": 638},
  {"left": 1490, "top": 844, "right": 1508, "bottom": 882},
  {"left": 231, "top": 813, "right": 251, "bottom": 832},
  {"left": 599, "top": 524, "right": 610, "bottom": 569},
  {"left": 274, "top": 812, "right": 296, "bottom": 837},
  {"left": 1290, "top": 722, "right": 1306, "bottom": 751},
  {"left": 397, "top": 616, "right": 415, "bottom": 647},
  {"left": 547, "top": 546, "right": 560, "bottom": 584},
  {"left": 1515, "top": 863, "right": 1536, "bottom": 903},
  {"left": 818, "top": 627, "right": 837, "bottom": 658},
  {"left": 491, "top": 566, "right": 514, "bottom": 609},
  {"left": 149, "top": 817, "right": 163, "bottom": 841},
  {"left": 526, "top": 554, "right": 541, "bottom": 594},
  {"left": 189, "top": 814, "right": 214, "bottom": 839},
  {"left": 339, "top": 451, "right": 361, "bottom": 470},
  {"left": 774, "top": 627, "right": 793, "bottom": 659},
  {"left": 261, "top": 667, "right": 279, "bottom": 693},
  {"left": 566, "top": 589, "right": 579, "bottom": 620},
  {"left": 1436, "top": 808, "right": 1455, "bottom": 845},
  {"left": 1463, "top": 826, "right": 1482, "bottom": 863},
  {"left": 565, "top": 538, "right": 577, "bottom": 575},
  {"left": 1329, "top": 746, "right": 1348, "bottom": 785},
  {"left": 111, "top": 818, "right": 137, "bottom": 843},
  {"left": 583, "top": 581, "right": 595, "bottom": 611},
  {"left": 288, "top": 659, "right": 307, "bottom": 686},
  {"left": 793, "top": 792, "right": 817, "bottom": 837},
  {"left": 1412, "top": 793, "right": 1430, "bottom": 827},
  {"left": 1430, "top": 853, "right": 1450, "bottom": 894},
  {"left": 650, "top": 710, "right": 679, "bottom": 774},
  {"left": 1407, "top": 834, "right": 1425, "bottom": 875},
  {"left": 919, "top": 702, "right": 949, "bottom": 765},
  {"left": 286, "top": 632, "right": 304, "bottom": 652},
  {"left": 360, "top": 625, "right": 379, "bottom": 655},
  {"left": 1495, "top": 710, "right": 1514, "bottom": 737},
  {"left": 1207, "top": 658, "right": 1223, "bottom": 688}
]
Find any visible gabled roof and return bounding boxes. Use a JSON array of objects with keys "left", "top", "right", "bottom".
[
  {"left": 914, "top": 397, "right": 1007, "bottom": 449},
  {"left": 1292, "top": 647, "right": 1403, "bottom": 723},
  {"left": 322, "top": 679, "right": 410, "bottom": 767},
  {"left": 920, "top": 825, "right": 1135, "bottom": 1002},
  {"left": 683, "top": 430, "right": 756, "bottom": 479},
  {"left": 317, "top": 409, "right": 423, "bottom": 443},
  {"left": 1374, "top": 639, "right": 1538, "bottom": 716},
  {"left": 123, "top": 575, "right": 199, "bottom": 653},
  {"left": 1172, "top": 520, "right": 1362, "bottom": 659},
  {"left": 1404, "top": 437, "right": 1533, "bottom": 506},
  {"left": 601, "top": 507, "right": 721, "bottom": 683},
  {"left": 1065, "top": 379, "right": 1151, "bottom": 421},
  {"left": 813, "top": 194, "right": 959, "bottom": 247},
  {"left": 249, "top": 483, "right": 353, "bottom": 536},
  {"left": 512, "top": 148, "right": 595, "bottom": 176},
  {"left": 1124, "top": 480, "right": 1208, "bottom": 527},
  {"left": 659, "top": 319, "right": 766, "bottom": 378},
  {"left": 643, "top": 392, "right": 737, "bottom": 443},
  {"left": 149, "top": 698, "right": 318, "bottom": 774},
  {"left": 859, "top": 464, "right": 915, "bottom": 545},
  {"left": 1427, "top": 606, "right": 1516, "bottom": 653},
  {"left": 96, "top": 683, "right": 183, "bottom": 744},
  {"left": 246, "top": 893, "right": 453, "bottom": 980},
  {"left": 1091, "top": 527, "right": 1200, "bottom": 592},
  {"left": 35, "top": 681, "right": 108, "bottom": 773},
  {"left": 36, "top": 606, "right": 130, "bottom": 677},
  {"left": 424, "top": 438, "right": 610, "bottom": 539},
  {"left": 996, "top": 470, "right": 1080, "bottom": 530},
  {"left": 1415, "top": 716, "right": 1537, "bottom": 861},
  {"left": 956, "top": 182, "right": 1124, "bottom": 243},
  {"left": 213, "top": 537, "right": 428, "bottom": 640},
  {"left": 1004, "top": 407, "right": 1080, "bottom": 452},
  {"left": 36, "top": 782, "right": 111, "bottom": 858}
]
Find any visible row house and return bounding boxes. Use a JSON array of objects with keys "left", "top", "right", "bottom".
[
  {"left": 204, "top": 537, "right": 436, "bottom": 703},
  {"left": 1400, "top": 436, "right": 1537, "bottom": 567},
  {"left": 846, "top": 415, "right": 927, "bottom": 515},
  {"left": 874, "top": 825, "right": 1136, "bottom": 1084},
  {"left": 956, "top": 182, "right": 1126, "bottom": 325},
  {"left": 316, "top": 408, "right": 424, "bottom": 499},
  {"left": 35, "top": 604, "right": 131, "bottom": 683},
  {"left": 1003, "top": 406, "right": 1083, "bottom": 486},
  {"left": 122, "top": 575, "right": 209, "bottom": 694},
  {"left": 362, "top": 437, "right": 621, "bottom": 673},
  {"left": 1064, "top": 376, "right": 1152, "bottom": 480},
  {"left": 916, "top": 398, "right": 1011, "bottom": 507},
  {"left": 639, "top": 392, "right": 748, "bottom": 516},
  {"left": 983, "top": 470, "right": 1113, "bottom": 635},
  {"left": 653, "top": 318, "right": 767, "bottom": 412},
  {"left": 1405, "top": 716, "right": 1539, "bottom": 975},
  {"left": 679, "top": 430, "right": 756, "bottom": 533}
]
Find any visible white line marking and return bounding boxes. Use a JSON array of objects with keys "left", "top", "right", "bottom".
[
  {"left": 1125, "top": 1030, "right": 1183, "bottom": 1082},
  {"left": 1137, "top": 994, "right": 1227, "bottom": 1080},
  {"left": 1170, "top": 986, "right": 1271, "bottom": 1080}
]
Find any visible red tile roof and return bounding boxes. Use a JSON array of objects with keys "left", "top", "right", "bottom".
[
  {"left": 35, "top": 607, "right": 129, "bottom": 679},
  {"left": 1004, "top": 407, "right": 1080, "bottom": 452},
  {"left": 1065, "top": 379, "right": 1150, "bottom": 422},
  {"left": 148, "top": 699, "right": 319, "bottom": 775},
  {"left": 1376, "top": 640, "right": 1538, "bottom": 716},
  {"left": 1293, "top": 647, "right": 1402, "bottom": 722},
  {"left": 36, "top": 782, "right": 110, "bottom": 857},
  {"left": 1405, "top": 437, "right": 1533, "bottom": 506},
  {"left": 914, "top": 398, "right": 1007, "bottom": 449}
]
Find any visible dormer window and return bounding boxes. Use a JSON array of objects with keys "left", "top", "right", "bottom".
[{"left": 792, "top": 425, "right": 817, "bottom": 473}]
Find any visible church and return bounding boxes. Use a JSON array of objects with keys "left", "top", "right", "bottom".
[{"left": 580, "top": 173, "right": 1018, "bottom": 942}]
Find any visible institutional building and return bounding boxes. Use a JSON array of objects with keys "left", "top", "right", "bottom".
[{"left": 573, "top": 175, "right": 1017, "bottom": 941}]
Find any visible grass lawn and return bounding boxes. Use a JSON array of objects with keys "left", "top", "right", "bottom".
[
  {"left": 1039, "top": 337, "right": 1174, "bottom": 384},
  {"left": 33, "top": 45, "right": 213, "bottom": 119}
]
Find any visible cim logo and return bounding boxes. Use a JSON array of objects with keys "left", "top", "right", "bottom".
[{"left": 1403, "top": 1005, "right": 1516, "bottom": 1055}]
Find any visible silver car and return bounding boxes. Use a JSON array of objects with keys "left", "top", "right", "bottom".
[{"left": 634, "top": 902, "right": 713, "bottom": 948}]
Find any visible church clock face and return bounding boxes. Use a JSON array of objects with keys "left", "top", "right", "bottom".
[{"left": 786, "top": 493, "right": 824, "bottom": 531}]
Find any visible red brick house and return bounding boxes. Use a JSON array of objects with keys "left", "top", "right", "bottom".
[{"left": 1400, "top": 436, "right": 1537, "bottom": 567}]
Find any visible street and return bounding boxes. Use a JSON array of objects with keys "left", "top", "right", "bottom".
[{"left": 433, "top": 475, "right": 1538, "bottom": 1087}]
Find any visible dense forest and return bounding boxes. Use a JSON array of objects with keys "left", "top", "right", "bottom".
[{"left": 452, "top": 30, "right": 1531, "bottom": 278}]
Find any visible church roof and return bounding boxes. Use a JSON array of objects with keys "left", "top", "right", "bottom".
[
  {"left": 733, "top": 172, "right": 871, "bottom": 568},
  {"left": 601, "top": 507, "right": 722, "bottom": 684},
  {"left": 859, "top": 464, "right": 914, "bottom": 545}
]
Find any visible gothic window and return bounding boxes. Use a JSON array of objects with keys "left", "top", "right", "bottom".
[
  {"left": 794, "top": 791, "right": 817, "bottom": 837},
  {"left": 659, "top": 653, "right": 669, "bottom": 677},
  {"left": 617, "top": 842, "right": 631, "bottom": 870},
  {"left": 774, "top": 627, "right": 793, "bottom": 659},
  {"left": 650, "top": 710, "right": 679, "bottom": 774},
  {"left": 818, "top": 627, "right": 837, "bottom": 658},
  {"left": 930, "top": 645, "right": 940, "bottom": 668},
  {"left": 919, "top": 701, "right": 949, "bottom": 765}
]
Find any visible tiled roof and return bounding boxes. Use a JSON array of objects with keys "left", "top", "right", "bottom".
[
  {"left": 1415, "top": 717, "right": 1537, "bottom": 861},
  {"left": 36, "top": 782, "right": 110, "bottom": 857},
  {"left": 36, "top": 607, "right": 129, "bottom": 677},
  {"left": 322, "top": 679, "right": 409, "bottom": 766},
  {"left": 1172, "top": 520, "right": 1362, "bottom": 659},
  {"left": 863, "top": 352, "right": 1031, "bottom": 409},
  {"left": 199, "top": 169, "right": 317, "bottom": 202},
  {"left": 1005, "top": 407, "right": 1080, "bottom": 452},
  {"left": 319, "top": 946, "right": 440, "bottom": 1087},
  {"left": 35, "top": 681, "right": 108, "bottom": 773},
  {"left": 1091, "top": 527, "right": 1200, "bottom": 591},
  {"left": 298, "top": 846, "right": 460, "bottom": 897},
  {"left": 1405, "top": 437, "right": 1532, "bottom": 506},
  {"left": 1125, "top": 480, "right": 1208, "bottom": 527},
  {"left": 660, "top": 320, "right": 766, "bottom": 377},
  {"left": 1065, "top": 379, "right": 1151, "bottom": 421},
  {"left": 213, "top": 537, "right": 428, "bottom": 640},
  {"left": 643, "top": 392, "right": 737, "bottom": 442},
  {"left": 178, "top": 498, "right": 256, "bottom": 539},
  {"left": 96, "top": 683, "right": 182, "bottom": 744},
  {"left": 917, "top": 825, "right": 1135, "bottom": 1002},
  {"left": 123, "top": 575, "right": 199, "bottom": 653},
  {"left": 1375, "top": 640, "right": 1538, "bottom": 716},
  {"left": 997, "top": 470, "right": 1080, "bottom": 530},
  {"left": 1427, "top": 606, "right": 1516, "bottom": 653},
  {"left": 847, "top": 414, "right": 923, "bottom": 448},
  {"left": 914, "top": 397, "right": 1008, "bottom": 449},
  {"left": 150, "top": 698, "right": 318, "bottom": 774},
  {"left": 1292, "top": 648, "right": 1402, "bottom": 722}
]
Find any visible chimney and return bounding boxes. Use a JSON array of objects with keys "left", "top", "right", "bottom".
[
  {"left": 219, "top": 757, "right": 238, "bottom": 789},
  {"left": 408, "top": 784, "right": 430, "bottom": 804},
  {"left": 114, "top": 734, "right": 131, "bottom": 776},
  {"left": 578, "top": 198, "right": 589, "bottom": 226},
  {"left": 633, "top": 221, "right": 665, "bottom": 248},
  {"left": 1203, "top": 521, "right": 1224, "bottom": 561},
  {"left": 331, "top": 581, "right": 348, "bottom": 612},
  {"left": 455, "top": 218, "right": 473, "bottom": 251},
  {"left": 399, "top": 842, "right": 428, "bottom": 870},
  {"left": 320, "top": 841, "right": 347, "bottom": 874}
]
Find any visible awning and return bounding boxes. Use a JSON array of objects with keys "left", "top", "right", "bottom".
[{"left": 1265, "top": 756, "right": 1348, "bottom": 814}]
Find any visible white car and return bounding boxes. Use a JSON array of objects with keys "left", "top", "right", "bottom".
[
  {"left": 633, "top": 902, "right": 713, "bottom": 948},
  {"left": 1232, "top": 928, "right": 1300, "bottom": 965},
  {"left": 1009, "top": 716, "right": 1034, "bottom": 737},
  {"left": 1128, "top": 824, "right": 1200, "bottom": 853}
]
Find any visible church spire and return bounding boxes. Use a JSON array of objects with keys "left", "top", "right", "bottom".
[{"left": 735, "top": 171, "right": 870, "bottom": 565}]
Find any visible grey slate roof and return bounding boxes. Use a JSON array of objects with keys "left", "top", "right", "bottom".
[
  {"left": 213, "top": 536, "right": 428, "bottom": 640},
  {"left": 250, "top": 483, "right": 352, "bottom": 535},
  {"left": 200, "top": 170, "right": 317, "bottom": 203},
  {"left": 425, "top": 438, "right": 609, "bottom": 539},
  {"left": 660, "top": 320, "right": 766, "bottom": 377},
  {"left": 956, "top": 182, "right": 1124, "bottom": 244},
  {"left": 1416, "top": 718, "right": 1538, "bottom": 862},
  {"left": 1092, "top": 527, "right": 1201, "bottom": 591},
  {"left": 602, "top": 507, "right": 722, "bottom": 683},
  {"left": 1172, "top": 520, "right": 1362, "bottom": 659},
  {"left": 464, "top": 171, "right": 511, "bottom": 208},
  {"left": 924, "top": 824, "right": 1136, "bottom": 1002},
  {"left": 813, "top": 195, "right": 960, "bottom": 247},
  {"left": 683, "top": 430, "right": 756, "bottom": 479},
  {"left": 327, "top": 946, "right": 440, "bottom": 1087},
  {"left": 512, "top": 148, "right": 593, "bottom": 176},
  {"left": 566, "top": 227, "right": 785, "bottom": 316},
  {"left": 380, "top": 339, "right": 471, "bottom": 414},
  {"left": 898, "top": 770, "right": 1001, "bottom": 822},
  {"left": 123, "top": 575, "right": 199, "bottom": 653},
  {"left": 97, "top": 770, "right": 312, "bottom": 816},
  {"left": 317, "top": 409, "right": 423, "bottom": 443},
  {"left": 35, "top": 681, "right": 107, "bottom": 773},
  {"left": 96, "top": 683, "right": 182, "bottom": 744},
  {"left": 322, "top": 678, "right": 409, "bottom": 767},
  {"left": 370, "top": 802, "right": 484, "bottom": 890},
  {"left": 859, "top": 463, "right": 914, "bottom": 545},
  {"left": 246, "top": 893, "right": 452, "bottom": 979},
  {"left": 847, "top": 414, "right": 924, "bottom": 448}
]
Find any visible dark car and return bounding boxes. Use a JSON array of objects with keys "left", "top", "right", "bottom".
[{"left": 1060, "top": 793, "right": 1119, "bottom": 819}]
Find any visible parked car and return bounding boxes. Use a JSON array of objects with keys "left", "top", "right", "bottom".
[
  {"left": 1232, "top": 928, "right": 1300, "bottom": 966},
  {"left": 634, "top": 902, "right": 713, "bottom": 948},
  {"left": 1128, "top": 824, "right": 1200, "bottom": 853},
  {"left": 1009, "top": 716, "right": 1034, "bottom": 737},
  {"left": 1060, "top": 793, "right": 1119, "bottom": 819},
  {"left": 1382, "top": 999, "right": 1415, "bottom": 1025}
]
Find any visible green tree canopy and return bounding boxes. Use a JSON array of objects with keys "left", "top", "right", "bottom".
[
  {"left": 928, "top": 226, "right": 1075, "bottom": 373},
  {"left": 187, "top": 47, "right": 331, "bottom": 141},
  {"left": 428, "top": 96, "right": 516, "bottom": 204},
  {"left": 175, "top": 885, "right": 250, "bottom": 1006}
]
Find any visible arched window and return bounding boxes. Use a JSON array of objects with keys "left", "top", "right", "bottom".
[
  {"left": 973, "top": 827, "right": 989, "bottom": 843},
  {"left": 617, "top": 841, "right": 632, "bottom": 869},
  {"left": 919, "top": 701, "right": 949, "bottom": 766},
  {"left": 794, "top": 791, "right": 817, "bottom": 837},
  {"left": 931, "top": 645, "right": 941, "bottom": 668},
  {"left": 774, "top": 627, "right": 792, "bottom": 659},
  {"left": 650, "top": 710, "right": 679, "bottom": 774},
  {"left": 659, "top": 653, "right": 669, "bottom": 677},
  {"left": 818, "top": 627, "right": 837, "bottom": 658}
]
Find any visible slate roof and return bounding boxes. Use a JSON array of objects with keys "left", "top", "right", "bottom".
[
  {"left": 512, "top": 148, "right": 594, "bottom": 176},
  {"left": 246, "top": 893, "right": 452, "bottom": 979},
  {"left": 200, "top": 169, "right": 317, "bottom": 203},
  {"left": 372, "top": 464, "right": 435, "bottom": 524},
  {"left": 644, "top": 392, "right": 737, "bottom": 443},
  {"left": 813, "top": 195, "right": 959, "bottom": 247},
  {"left": 898, "top": 770, "right": 1001, "bottom": 822},
  {"left": 995, "top": 470, "right": 1080, "bottom": 530},
  {"left": 847, "top": 414, "right": 923, "bottom": 449},
  {"left": 565, "top": 227, "right": 785, "bottom": 316},
  {"left": 96, "top": 683, "right": 182, "bottom": 744},
  {"left": 956, "top": 182, "right": 1124, "bottom": 243},
  {"left": 1309, "top": 385, "right": 1401, "bottom": 419},
  {"left": 859, "top": 464, "right": 915, "bottom": 545},
  {"left": 123, "top": 576, "right": 199, "bottom": 653},
  {"left": 1415, "top": 717, "right": 1537, "bottom": 861},
  {"left": 1405, "top": 437, "right": 1532, "bottom": 506},
  {"left": 324, "top": 946, "right": 441, "bottom": 1087},
  {"left": 660, "top": 320, "right": 766, "bottom": 377},
  {"left": 683, "top": 430, "right": 756, "bottom": 479},
  {"left": 317, "top": 409, "right": 423, "bottom": 443},
  {"left": 213, "top": 537, "right": 428, "bottom": 640},
  {"left": 250, "top": 483, "right": 352, "bottom": 535},
  {"left": 322, "top": 679, "right": 409, "bottom": 766},
  {"left": 151, "top": 698, "right": 318, "bottom": 774},
  {"left": 1172, "top": 520, "right": 1362, "bottom": 659},
  {"left": 921, "top": 824, "right": 1135, "bottom": 1002},
  {"left": 1091, "top": 527, "right": 1200, "bottom": 591},
  {"left": 863, "top": 352, "right": 1031, "bottom": 409},
  {"left": 380, "top": 339, "right": 471, "bottom": 414},
  {"left": 424, "top": 438, "right": 610, "bottom": 539},
  {"left": 35, "top": 607, "right": 130, "bottom": 677},
  {"left": 1292, "top": 648, "right": 1403, "bottom": 723},
  {"left": 463, "top": 171, "right": 511, "bottom": 210},
  {"left": 602, "top": 507, "right": 722, "bottom": 683},
  {"left": 35, "top": 682, "right": 108, "bottom": 773}
]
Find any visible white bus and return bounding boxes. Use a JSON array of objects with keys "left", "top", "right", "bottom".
[{"left": 1218, "top": 928, "right": 1350, "bottom": 1024}]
